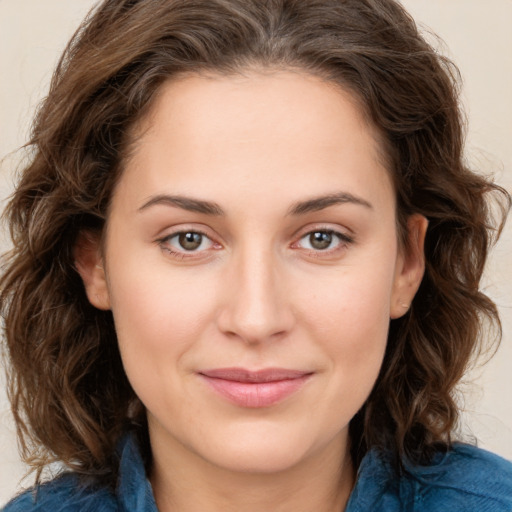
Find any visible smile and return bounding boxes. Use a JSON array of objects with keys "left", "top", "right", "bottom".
[{"left": 198, "top": 368, "right": 314, "bottom": 408}]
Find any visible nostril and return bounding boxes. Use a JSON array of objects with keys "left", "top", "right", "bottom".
[{"left": 216, "top": 302, "right": 294, "bottom": 345}]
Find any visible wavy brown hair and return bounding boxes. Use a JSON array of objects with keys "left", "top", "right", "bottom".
[{"left": 1, "top": 0, "right": 510, "bottom": 484}]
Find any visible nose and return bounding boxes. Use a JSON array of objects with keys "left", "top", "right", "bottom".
[{"left": 216, "top": 247, "right": 295, "bottom": 344}]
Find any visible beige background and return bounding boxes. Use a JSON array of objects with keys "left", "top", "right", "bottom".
[{"left": 1, "top": 0, "right": 511, "bottom": 506}]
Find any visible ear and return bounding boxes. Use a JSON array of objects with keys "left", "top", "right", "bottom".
[
  {"left": 390, "top": 214, "right": 428, "bottom": 319},
  {"left": 74, "top": 231, "right": 111, "bottom": 311}
]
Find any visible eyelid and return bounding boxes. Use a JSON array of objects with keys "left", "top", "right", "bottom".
[
  {"left": 155, "top": 222, "right": 221, "bottom": 243},
  {"left": 291, "top": 223, "right": 354, "bottom": 243},
  {"left": 290, "top": 225, "right": 355, "bottom": 255},
  {"left": 154, "top": 223, "right": 354, "bottom": 261},
  {"left": 156, "top": 225, "right": 222, "bottom": 258}
]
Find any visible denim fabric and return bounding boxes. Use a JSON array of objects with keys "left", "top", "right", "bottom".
[
  {"left": 4, "top": 434, "right": 512, "bottom": 511},
  {"left": 346, "top": 445, "right": 512, "bottom": 511}
]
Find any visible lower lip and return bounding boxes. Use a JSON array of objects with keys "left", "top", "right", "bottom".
[{"left": 199, "top": 375, "right": 312, "bottom": 408}]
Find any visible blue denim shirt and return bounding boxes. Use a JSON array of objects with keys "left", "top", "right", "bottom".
[{"left": 4, "top": 433, "right": 512, "bottom": 511}]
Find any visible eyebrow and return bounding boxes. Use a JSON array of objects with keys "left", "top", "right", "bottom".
[
  {"left": 288, "top": 192, "right": 373, "bottom": 215},
  {"left": 138, "top": 191, "right": 372, "bottom": 216},
  {"left": 138, "top": 195, "right": 225, "bottom": 215}
]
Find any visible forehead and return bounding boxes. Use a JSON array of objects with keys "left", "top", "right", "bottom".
[{"left": 118, "top": 69, "right": 394, "bottom": 213}]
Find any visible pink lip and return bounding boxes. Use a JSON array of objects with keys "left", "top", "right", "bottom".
[{"left": 199, "top": 367, "right": 313, "bottom": 408}]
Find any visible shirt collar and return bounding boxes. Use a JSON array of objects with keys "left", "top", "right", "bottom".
[
  {"left": 114, "top": 431, "right": 401, "bottom": 512},
  {"left": 116, "top": 432, "right": 158, "bottom": 512}
]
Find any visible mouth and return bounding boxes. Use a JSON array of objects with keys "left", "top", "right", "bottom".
[{"left": 198, "top": 367, "right": 313, "bottom": 408}]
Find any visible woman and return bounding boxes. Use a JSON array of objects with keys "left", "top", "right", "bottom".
[{"left": 1, "top": 0, "right": 511, "bottom": 510}]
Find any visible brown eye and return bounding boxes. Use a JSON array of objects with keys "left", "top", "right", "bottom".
[
  {"left": 308, "top": 231, "right": 333, "bottom": 250},
  {"left": 159, "top": 230, "right": 216, "bottom": 257},
  {"left": 295, "top": 229, "right": 353, "bottom": 254},
  {"left": 178, "top": 232, "right": 203, "bottom": 251}
]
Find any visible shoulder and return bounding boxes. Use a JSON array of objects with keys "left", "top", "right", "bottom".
[
  {"left": 2, "top": 473, "right": 117, "bottom": 512},
  {"left": 348, "top": 444, "right": 512, "bottom": 512},
  {"left": 2, "top": 432, "right": 156, "bottom": 512},
  {"left": 408, "top": 444, "right": 512, "bottom": 511}
]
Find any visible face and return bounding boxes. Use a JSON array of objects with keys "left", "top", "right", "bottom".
[{"left": 78, "top": 70, "right": 426, "bottom": 475}]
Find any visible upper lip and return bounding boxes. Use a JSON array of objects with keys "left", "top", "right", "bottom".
[{"left": 199, "top": 367, "right": 312, "bottom": 383}]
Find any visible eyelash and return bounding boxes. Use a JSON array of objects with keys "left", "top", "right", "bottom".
[
  {"left": 157, "top": 229, "right": 217, "bottom": 260},
  {"left": 292, "top": 228, "right": 354, "bottom": 258},
  {"left": 156, "top": 227, "right": 354, "bottom": 260}
]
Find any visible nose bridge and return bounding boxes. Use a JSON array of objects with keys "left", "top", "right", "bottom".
[{"left": 218, "top": 241, "right": 292, "bottom": 343}]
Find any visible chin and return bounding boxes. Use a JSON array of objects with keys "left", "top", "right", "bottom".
[
  {"left": 207, "top": 441, "right": 309, "bottom": 474},
  {"left": 193, "top": 421, "right": 345, "bottom": 475}
]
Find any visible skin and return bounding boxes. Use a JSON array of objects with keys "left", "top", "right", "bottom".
[{"left": 76, "top": 70, "right": 427, "bottom": 512}]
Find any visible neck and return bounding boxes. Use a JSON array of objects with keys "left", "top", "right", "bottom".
[{"left": 149, "top": 428, "right": 355, "bottom": 512}]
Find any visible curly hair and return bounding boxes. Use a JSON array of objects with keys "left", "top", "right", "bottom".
[{"left": 1, "top": 0, "right": 509, "bottom": 484}]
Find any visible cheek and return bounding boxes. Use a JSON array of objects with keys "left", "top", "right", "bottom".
[
  {"left": 108, "top": 252, "right": 215, "bottom": 335},
  {"left": 300, "top": 259, "right": 394, "bottom": 331},
  {"left": 105, "top": 258, "right": 219, "bottom": 396},
  {"left": 296, "top": 256, "right": 396, "bottom": 383}
]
